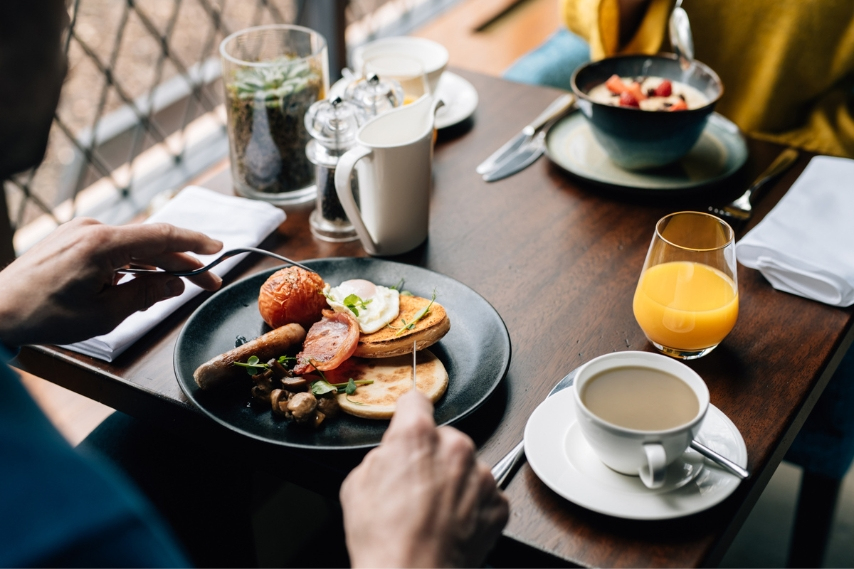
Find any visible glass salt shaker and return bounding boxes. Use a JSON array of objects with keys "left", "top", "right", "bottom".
[
  {"left": 343, "top": 74, "right": 404, "bottom": 117},
  {"left": 305, "top": 96, "right": 368, "bottom": 242}
]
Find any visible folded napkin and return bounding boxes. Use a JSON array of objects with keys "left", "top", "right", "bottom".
[
  {"left": 63, "top": 186, "right": 286, "bottom": 361},
  {"left": 737, "top": 156, "right": 854, "bottom": 307}
]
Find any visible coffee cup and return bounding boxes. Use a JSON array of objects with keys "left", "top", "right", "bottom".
[
  {"left": 352, "top": 36, "right": 449, "bottom": 94},
  {"left": 572, "top": 351, "right": 709, "bottom": 489},
  {"left": 334, "top": 95, "right": 444, "bottom": 256}
]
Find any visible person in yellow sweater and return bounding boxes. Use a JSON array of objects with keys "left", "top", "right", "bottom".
[{"left": 504, "top": 0, "right": 854, "bottom": 158}]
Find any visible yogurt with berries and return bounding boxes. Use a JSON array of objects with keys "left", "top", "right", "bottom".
[{"left": 588, "top": 75, "right": 708, "bottom": 111}]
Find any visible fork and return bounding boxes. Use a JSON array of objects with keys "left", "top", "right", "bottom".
[
  {"left": 708, "top": 148, "right": 799, "bottom": 221},
  {"left": 117, "top": 247, "right": 315, "bottom": 277}
]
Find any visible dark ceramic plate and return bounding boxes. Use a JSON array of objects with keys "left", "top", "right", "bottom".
[{"left": 174, "top": 257, "right": 511, "bottom": 450}]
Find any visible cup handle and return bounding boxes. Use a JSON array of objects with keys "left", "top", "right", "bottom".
[
  {"left": 639, "top": 443, "right": 667, "bottom": 489},
  {"left": 335, "top": 145, "right": 379, "bottom": 255}
]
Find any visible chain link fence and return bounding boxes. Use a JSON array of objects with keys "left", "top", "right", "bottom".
[{"left": 3, "top": 0, "right": 455, "bottom": 254}]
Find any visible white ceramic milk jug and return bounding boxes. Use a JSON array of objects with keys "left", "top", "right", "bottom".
[{"left": 334, "top": 95, "right": 444, "bottom": 256}]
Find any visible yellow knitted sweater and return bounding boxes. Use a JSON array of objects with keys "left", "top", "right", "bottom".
[{"left": 563, "top": 0, "right": 854, "bottom": 157}]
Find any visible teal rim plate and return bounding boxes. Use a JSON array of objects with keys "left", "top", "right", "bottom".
[{"left": 545, "top": 112, "right": 748, "bottom": 191}]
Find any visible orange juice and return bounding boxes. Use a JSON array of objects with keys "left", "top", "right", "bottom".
[{"left": 633, "top": 261, "right": 738, "bottom": 350}]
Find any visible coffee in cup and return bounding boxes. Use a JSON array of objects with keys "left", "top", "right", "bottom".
[{"left": 573, "top": 351, "right": 709, "bottom": 489}]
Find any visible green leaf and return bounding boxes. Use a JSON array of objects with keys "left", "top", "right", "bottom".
[
  {"left": 390, "top": 278, "right": 405, "bottom": 291},
  {"left": 311, "top": 380, "right": 338, "bottom": 396},
  {"left": 394, "top": 290, "right": 436, "bottom": 337},
  {"left": 247, "top": 355, "right": 260, "bottom": 366},
  {"left": 400, "top": 290, "right": 413, "bottom": 297},
  {"left": 345, "top": 378, "right": 358, "bottom": 395}
]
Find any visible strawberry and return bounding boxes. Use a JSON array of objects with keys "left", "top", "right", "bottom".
[
  {"left": 619, "top": 91, "right": 640, "bottom": 108},
  {"left": 669, "top": 100, "right": 688, "bottom": 111},
  {"left": 626, "top": 81, "right": 647, "bottom": 101},
  {"left": 605, "top": 74, "right": 628, "bottom": 94},
  {"left": 654, "top": 80, "right": 673, "bottom": 97}
]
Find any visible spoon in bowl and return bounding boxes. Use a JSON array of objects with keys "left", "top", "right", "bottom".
[{"left": 669, "top": 0, "right": 695, "bottom": 70}]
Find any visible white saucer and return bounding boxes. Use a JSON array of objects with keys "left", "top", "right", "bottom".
[
  {"left": 524, "top": 389, "right": 747, "bottom": 520},
  {"left": 329, "top": 71, "right": 477, "bottom": 130},
  {"left": 433, "top": 71, "right": 478, "bottom": 129}
]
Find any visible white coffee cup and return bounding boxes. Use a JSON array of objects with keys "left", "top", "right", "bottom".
[
  {"left": 335, "top": 95, "right": 444, "bottom": 256},
  {"left": 572, "top": 351, "right": 710, "bottom": 489},
  {"left": 352, "top": 36, "right": 449, "bottom": 94}
]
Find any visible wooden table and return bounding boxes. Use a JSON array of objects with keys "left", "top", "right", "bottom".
[{"left": 15, "top": 70, "right": 854, "bottom": 567}]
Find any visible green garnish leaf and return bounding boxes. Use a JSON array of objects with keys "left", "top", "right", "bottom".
[
  {"left": 247, "top": 355, "right": 260, "bottom": 366},
  {"left": 400, "top": 290, "right": 413, "bottom": 297},
  {"left": 345, "top": 378, "right": 358, "bottom": 395},
  {"left": 394, "top": 290, "right": 437, "bottom": 337},
  {"left": 278, "top": 355, "right": 296, "bottom": 364},
  {"left": 311, "top": 380, "right": 337, "bottom": 396},
  {"left": 342, "top": 293, "right": 372, "bottom": 317},
  {"left": 390, "top": 278, "right": 405, "bottom": 291}
]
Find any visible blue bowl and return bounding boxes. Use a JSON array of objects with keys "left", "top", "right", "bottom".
[{"left": 571, "top": 54, "right": 723, "bottom": 170}]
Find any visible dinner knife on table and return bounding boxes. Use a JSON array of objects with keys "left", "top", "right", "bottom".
[
  {"left": 482, "top": 130, "right": 547, "bottom": 182},
  {"left": 476, "top": 93, "right": 576, "bottom": 176}
]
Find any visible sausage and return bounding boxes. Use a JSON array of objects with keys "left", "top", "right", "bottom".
[{"left": 193, "top": 323, "right": 306, "bottom": 390}]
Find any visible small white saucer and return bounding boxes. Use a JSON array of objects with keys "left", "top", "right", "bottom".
[
  {"left": 525, "top": 389, "right": 747, "bottom": 520},
  {"left": 434, "top": 71, "right": 478, "bottom": 129},
  {"left": 328, "top": 71, "right": 477, "bottom": 130}
]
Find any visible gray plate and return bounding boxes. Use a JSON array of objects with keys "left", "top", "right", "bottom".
[
  {"left": 546, "top": 112, "right": 748, "bottom": 191},
  {"left": 174, "top": 257, "right": 511, "bottom": 450}
]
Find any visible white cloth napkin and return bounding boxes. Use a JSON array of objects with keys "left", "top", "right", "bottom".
[
  {"left": 736, "top": 156, "right": 854, "bottom": 307},
  {"left": 63, "top": 186, "right": 286, "bottom": 361}
]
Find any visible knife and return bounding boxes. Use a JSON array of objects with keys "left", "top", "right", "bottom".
[
  {"left": 491, "top": 367, "right": 579, "bottom": 488},
  {"left": 482, "top": 130, "right": 547, "bottom": 182},
  {"left": 476, "top": 94, "right": 576, "bottom": 175}
]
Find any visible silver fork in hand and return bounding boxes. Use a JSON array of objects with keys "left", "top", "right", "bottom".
[
  {"left": 116, "top": 247, "right": 315, "bottom": 277},
  {"left": 708, "top": 148, "right": 799, "bottom": 221}
]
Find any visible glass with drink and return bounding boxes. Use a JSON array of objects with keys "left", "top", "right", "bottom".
[{"left": 633, "top": 211, "right": 738, "bottom": 359}]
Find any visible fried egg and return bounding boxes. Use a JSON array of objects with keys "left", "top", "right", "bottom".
[{"left": 324, "top": 279, "right": 400, "bottom": 334}]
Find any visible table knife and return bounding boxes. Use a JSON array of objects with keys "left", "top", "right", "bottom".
[
  {"left": 491, "top": 367, "right": 579, "bottom": 488},
  {"left": 482, "top": 130, "right": 547, "bottom": 182},
  {"left": 476, "top": 94, "right": 575, "bottom": 175}
]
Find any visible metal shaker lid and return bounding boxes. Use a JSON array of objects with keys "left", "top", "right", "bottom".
[
  {"left": 343, "top": 74, "right": 404, "bottom": 117},
  {"left": 304, "top": 96, "right": 368, "bottom": 152}
]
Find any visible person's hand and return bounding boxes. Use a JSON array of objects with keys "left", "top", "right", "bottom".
[
  {"left": 0, "top": 218, "right": 223, "bottom": 347},
  {"left": 340, "top": 390, "right": 509, "bottom": 568}
]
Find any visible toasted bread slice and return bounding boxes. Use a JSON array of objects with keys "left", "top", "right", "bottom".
[
  {"left": 353, "top": 295, "right": 450, "bottom": 358},
  {"left": 327, "top": 350, "right": 448, "bottom": 419}
]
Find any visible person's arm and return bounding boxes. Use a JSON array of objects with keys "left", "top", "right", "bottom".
[
  {"left": 0, "top": 217, "right": 223, "bottom": 347},
  {"left": 562, "top": 0, "right": 671, "bottom": 59},
  {"left": 340, "top": 390, "right": 509, "bottom": 568}
]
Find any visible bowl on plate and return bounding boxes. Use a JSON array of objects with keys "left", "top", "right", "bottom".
[
  {"left": 571, "top": 54, "right": 723, "bottom": 170},
  {"left": 352, "top": 36, "right": 449, "bottom": 94}
]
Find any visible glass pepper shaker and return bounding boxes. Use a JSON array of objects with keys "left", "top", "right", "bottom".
[
  {"left": 343, "top": 74, "right": 404, "bottom": 117},
  {"left": 304, "top": 96, "right": 368, "bottom": 242}
]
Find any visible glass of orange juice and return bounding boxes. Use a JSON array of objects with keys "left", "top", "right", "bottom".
[
  {"left": 633, "top": 211, "right": 738, "bottom": 360},
  {"left": 363, "top": 54, "right": 430, "bottom": 105}
]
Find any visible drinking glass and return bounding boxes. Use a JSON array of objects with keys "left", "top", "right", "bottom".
[
  {"left": 633, "top": 211, "right": 738, "bottom": 359},
  {"left": 220, "top": 25, "right": 329, "bottom": 206},
  {"left": 362, "top": 54, "right": 430, "bottom": 105}
]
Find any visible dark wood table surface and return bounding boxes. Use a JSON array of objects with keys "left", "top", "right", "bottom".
[{"left": 15, "top": 69, "right": 854, "bottom": 567}]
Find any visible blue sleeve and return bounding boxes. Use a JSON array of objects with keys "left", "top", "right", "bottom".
[{"left": 0, "top": 351, "right": 191, "bottom": 567}]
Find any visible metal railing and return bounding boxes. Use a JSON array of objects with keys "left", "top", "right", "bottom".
[{"left": 1, "top": 0, "right": 456, "bottom": 261}]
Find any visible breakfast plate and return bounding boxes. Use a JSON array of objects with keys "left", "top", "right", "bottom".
[
  {"left": 545, "top": 112, "right": 748, "bottom": 191},
  {"left": 328, "top": 71, "right": 476, "bottom": 130},
  {"left": 174, "top": 257, "right": 511, "bottom": 450},
  {"left": 525, "top": 388, "right": 747, "bottom": 520}
]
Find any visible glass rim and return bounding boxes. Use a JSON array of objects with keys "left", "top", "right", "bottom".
[
  {"left": 219, "top": 24, "right": 327, "bottom": 68},
  {"left": 654, "top": 211, "right": 734, "bottom": 252}
]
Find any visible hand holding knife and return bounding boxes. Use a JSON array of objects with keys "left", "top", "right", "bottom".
[{"left": 477, "top": 94, "right": 576, "bottom": 181}]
